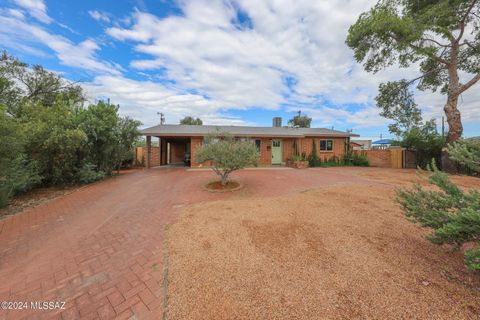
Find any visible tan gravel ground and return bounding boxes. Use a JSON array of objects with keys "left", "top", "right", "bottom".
[{"left": 166, "top": 170, "right": 480, "bottom": 320}]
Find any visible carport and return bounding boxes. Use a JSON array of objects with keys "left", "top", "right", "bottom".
[{"left": 145, "top": 135, "right": 191, "bottom": 167}]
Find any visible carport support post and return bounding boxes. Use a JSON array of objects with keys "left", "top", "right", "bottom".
[{"left": 146, "top": 136, "right": 151, "bottom": 168}]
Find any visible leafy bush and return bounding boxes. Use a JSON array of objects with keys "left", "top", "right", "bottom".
[
  {"left": 352, "top": 154, "right": 369, "bottom": 166},
  {"left": 0, "top": 53, "right": 142, "bottom": 206},
  {"left": 317, "top": 156, "right": 341, "bottom": 167},
  {"left": 20, "top": 102, "right": 88, "bottom": 184},
  {"left": 396, "top": 161, "right": 480, "bottom": 272},
  {"left": 196, "top": 132, "right": 259, "bottom": 185},
  {"left": 76, "top": 163, "right": 106, "bottom": 184},
  {"left": 447, "top": 139, "right": 480, "bottom": 174},
  {"left": 392, "top": 120, "right": 445, "bottom": 169},
  {"left": 0, "top": 157, "right": 41, "bottom": 207},
  {"left": 288, "top": 154, "right": 303, "bottom": 161}
]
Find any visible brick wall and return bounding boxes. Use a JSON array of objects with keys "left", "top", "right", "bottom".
[
  {"left": 170, "top": 141, "right": 187, "bottom": 163},
  {"left": 190, "top": 137, "right": 204, "bottom": 167},
  {"left": 190, "top": 136, "right": 349, "bottom": 167},
  {"left": 142, "top": 146, "right": 160, "bottom": 167},
  {"left": 355, "top": 149, "right": 391, "bottom": 167},
  {"left": 296, "top": 137, "right": 347, "bottom": 161},
  {"left": 258, "top": 137, "right": 272, "bottom": 165}
]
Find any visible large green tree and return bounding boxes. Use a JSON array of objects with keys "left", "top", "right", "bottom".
[
  {"left": 180, "top": 116, "right": 203, "bottom": 125},
  {"left": 0, "top": 52, "right": 84, "bottom": 115},
  {"left": 347, "top": 0, "right": 480, "bottom": 171},
  {"left": 288, "top": 111, "right": 312, "bottom": 128}
]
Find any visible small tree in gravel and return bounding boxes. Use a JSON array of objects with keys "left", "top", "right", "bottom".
[
  {"left": 196, "top": 132, "right": 259, "bottom": 186},
  {"left": 396, "top": 161, "right": 480, "bottom": 272}
]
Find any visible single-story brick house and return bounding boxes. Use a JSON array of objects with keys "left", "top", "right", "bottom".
[{"left": 141, "top": 119, "right": 359, "bottom": 168}]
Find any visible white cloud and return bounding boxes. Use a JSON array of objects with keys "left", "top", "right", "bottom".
[
  {"left": 103, "top": 0, "right": 480, "bottom": 131},
  {"left": 0, "top": 12, "right": 121, "bottom": 75},
  {"left": 2, "top": 0, "right": 479, "bottom": 133},
  {"left": 82, "top": 75, "right": 251, "bottom": 127},
  {"left": 13, "top": 0, "right": 52, "bottom": 24},
  {"left": 105, "top": 1, "right": 385, "bottom": 119},
  {"left": 88, "top": 10, "right": 110, "bottom": 23}
]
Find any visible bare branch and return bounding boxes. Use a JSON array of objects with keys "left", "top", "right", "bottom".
[
  {"left": 459, "top": 73, "right": 480, "bottom": 94},
  {"left": 420, "top": 38, "right": 451, "bottom": 48},
  {"left": 406, "top": 67, "right": 446, "bottom": 85},
  {"left": 461, "top": 40, "right": 479, "bottom": 50}
]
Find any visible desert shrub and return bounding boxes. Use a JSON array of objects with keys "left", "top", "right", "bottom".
[
  {"left": 0, "top": 53, "right": 142, "bottom": 206},
  {"left": 20, "top": 102, "right": 88, "bottom": 184},
  {"left": 196, "top": 132, "right": 259, "bottom": 185},
  {"left": 79, "top": 103, "right": 140, "bottom": 175},
  {"left": 447, "top": 139, "right": 480, "bottom": 174},
  {"left": 76, "top": 163, "right": 106, "bottom": 183},
  {"left": 392, "top": 120, "right": 444, "bottom": 169},
  {"left": 396, "top": 161, "right": 480, "bottom": 272},
  {"left": 343, "top": 142, "right": 369, "bottom": 167},
  {"left": 0, "top": 157, "right": 41, "bottom": 207},
  {"left": 352, "top": 154, "right": 369, "bottom": 166},
  {"left": 318, "top": 156, "right": 340, "bottom": 167},
  {"left": 0, "top": 105, "right": 41, "bottom": 207},
  {"left": 289, "top": 154, "right": 305, "bottom": 161},
  {"left": 0, "top": 185, "right": 9, "bottom": 208}
]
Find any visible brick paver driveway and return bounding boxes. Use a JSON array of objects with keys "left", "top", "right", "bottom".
[{"left": 0, "top": 167, "right": 377, "bottom": 320}]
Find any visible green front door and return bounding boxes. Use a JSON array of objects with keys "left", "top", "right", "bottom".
[{"left": 271, "top": 139, "right": 282, "bottom": 165}]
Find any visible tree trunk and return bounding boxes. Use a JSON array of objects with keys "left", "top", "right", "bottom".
[
  {"left": 441, "top": 41, "right": 463, "bottom": 173},
  {"left": 221, "top": 173, "right": 228, "bottom": 186},
  {"left": 441, "top": 95, "right": 463, "bottom": 173}
]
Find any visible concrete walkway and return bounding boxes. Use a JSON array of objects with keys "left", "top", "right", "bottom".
[{"left": 0, "top": 167, "right": 379, "bottom": 319}]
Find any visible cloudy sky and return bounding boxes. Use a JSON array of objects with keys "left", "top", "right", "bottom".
[{"left": 1, "top": 0, "right": 479, "bottom": 139}]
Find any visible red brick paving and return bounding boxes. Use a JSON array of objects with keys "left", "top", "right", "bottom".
[{"left": 0, "top": 167, "right": 381, "bottom": 319}]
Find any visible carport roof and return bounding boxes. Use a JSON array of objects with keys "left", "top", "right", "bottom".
[{"left": 141, "top": 124, "right": 359, "bottom": 138}]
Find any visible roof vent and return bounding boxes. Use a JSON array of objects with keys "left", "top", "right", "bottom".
[{"left": 272, "top": 117, "right": 282, "bottom": 127}]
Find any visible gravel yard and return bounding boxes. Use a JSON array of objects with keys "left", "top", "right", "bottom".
[{"left": 166, "top": 169, "right": 480, "bottom": 319}]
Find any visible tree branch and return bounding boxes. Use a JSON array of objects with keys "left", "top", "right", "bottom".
[
  {"left": 389, "top": 33, "right": 450, "bottom": 65},
  {"left": 459, "top": 73, "right": 480, "bottom": 94},
  {"left": 410, "top": 42, "right": 450, "bottom": 65},
  {"left": 406, "top": 66, "right": 446, "bottom": 85},
  {"left": 456, "top": 0, "right": 478, "bottom": 43},
  {"left": 420, "top": 38, "right": 451, "bottom": 48}
]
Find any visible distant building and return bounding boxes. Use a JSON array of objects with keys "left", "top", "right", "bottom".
[
  {"left": 372, "top": 139, "right": 393, "bottom": 150},
  {"left": 350, "top": 139, "right": 372, "bottom": 150}
]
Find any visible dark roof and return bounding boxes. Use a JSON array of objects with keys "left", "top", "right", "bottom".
[{"left": 141, "top": 124, "right": 359, "bottom": 138}]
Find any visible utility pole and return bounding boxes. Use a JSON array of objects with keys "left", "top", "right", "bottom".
[{"left": 157, "top": 112, "right": 165, "bottom": 125}]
